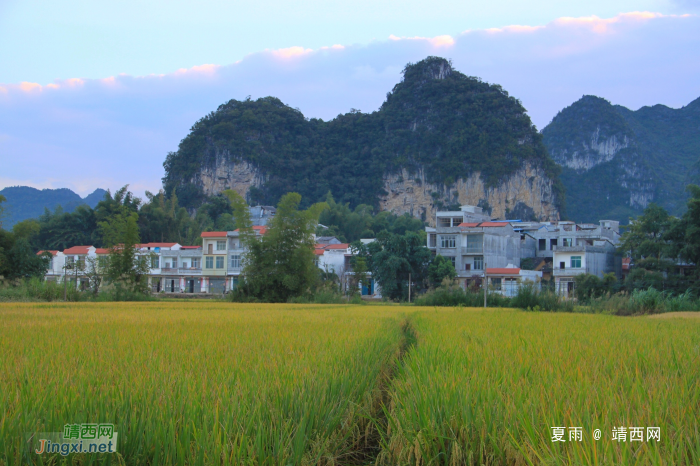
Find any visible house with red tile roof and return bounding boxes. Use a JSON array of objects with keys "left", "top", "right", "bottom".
[
  {"left": 485, "top": 265, "right": 542, "bottom": 297},
  {"left": 426, "top": 205, "right": 522, "bottom": 289}
]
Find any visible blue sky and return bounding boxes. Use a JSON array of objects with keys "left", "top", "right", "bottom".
[{"left": 1, "top": 0, "right": 699, "bottom": 197}]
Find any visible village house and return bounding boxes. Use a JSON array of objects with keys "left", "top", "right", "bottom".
[
  {"left": 485, "top": 265, "right": 543, "bottom": 297},
  {"left": 427, "top": 205, "right": 622, "bottom": 295},
  {"left": 426, "top": 205, "right": 521, "bottom": 289},
  {"left": 40, "top": 245, "right": 110, "bottom": 289}
]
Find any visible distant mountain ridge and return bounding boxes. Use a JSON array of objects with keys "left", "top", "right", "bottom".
[
  {"left": 0, "top": 186, "right": 107, "bottom": 229},
  {"left": 542, "top": 95, "right": 700, "bottom": 223}
]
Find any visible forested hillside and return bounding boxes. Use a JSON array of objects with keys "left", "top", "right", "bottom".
[
  {"left": 163, "top": 57, "right": 563, "bottom": 222},
  {"left": 543, "top": 95, "right": 700, "bottom": 223},
  {"left": 0, "top": 186, "right": 106, "bottom": 229}
]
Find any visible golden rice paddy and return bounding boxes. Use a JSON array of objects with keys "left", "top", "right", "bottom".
[{"left": 1, "top": 303, "right": 698, "bottom": 465}]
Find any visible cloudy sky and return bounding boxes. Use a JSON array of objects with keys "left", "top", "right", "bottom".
[{"left": 1, "top": 0, "right": 699, "bottom": 198}]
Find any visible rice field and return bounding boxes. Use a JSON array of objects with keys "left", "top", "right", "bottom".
[
  {"left": 1, "top": 303, "right": 699, "bottom": 466},
  {"left": 381, "top": 309, "right": 700, "bottom": 466},
  {"left": 0, "top": 302, "right": 408, "bottom": 466}
]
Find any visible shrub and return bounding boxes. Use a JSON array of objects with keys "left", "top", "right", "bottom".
[
  {"left": 513, "top": 283, "right": 574, "bottom": 312},
  {"left": 0, "top": 277, "right": 84, "bottom": 302},
  {"left": 413, "top": 279, "right": 511, "bottom": 307}
]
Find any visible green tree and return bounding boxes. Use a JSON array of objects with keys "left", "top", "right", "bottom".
[
  {"left": 230, "top": 192, "right": 327, "bottom": 302},
  {"left": 101, "top": 209, "right": 151, "bottom": 297},
  {"left": 34, "top": 205, "right": 99, "bottom": 250},
  {"left": 6, "top": 237, "right": 51, "bottom": 279},
  {"left": 348, "top": 255, "right": 369, "bottom": 296},
  {"left": 138, "top": 190, "right": 201, "bottom": 245},
  {"left": 428, "top": 254, "right": 456, "bottom": 288},
  {"left": 354, "top": 231, "right": 431, "bottom": 301},
  {"left": 12, "top": 219, "right": 41, "bottom": 242},
  {"left": 619, "top": 203, "right": 673, "bottom": 262}
]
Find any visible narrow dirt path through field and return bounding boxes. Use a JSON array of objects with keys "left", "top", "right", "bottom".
[{"left": 342, "top": 316, "right": 417, "bottom": 466}]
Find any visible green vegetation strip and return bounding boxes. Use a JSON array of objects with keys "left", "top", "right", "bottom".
[{"left": 380, "top": 308, "right": 700, "bottom": 465}]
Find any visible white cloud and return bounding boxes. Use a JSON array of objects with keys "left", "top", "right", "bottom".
[{"left": 1, "top": 12, "right": 698, "bottom": 195}]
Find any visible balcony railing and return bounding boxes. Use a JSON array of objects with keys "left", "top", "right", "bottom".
[
  {"left": 179, "top": 267, "right": 202, "bottom": 274},
  {"left": 553, "top": 267, "right": 586, "bottom": 276},
  {"left": 461, "top": 246, "right": 483, "bottom": 254}
]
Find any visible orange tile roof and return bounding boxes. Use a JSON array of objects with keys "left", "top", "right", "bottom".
[
  {"left": 458, "top": 222, "right": 481, "bottom": 228},
  {"left": 180, "top": 245, "right": 202, "bottom": 249},
  {"left": 314, "top": 249, "right": 325, "bottom": 255},
  {"left": 233, "top": 226, "right": 268, "bottom": 235},
  {"left": 201, "top": 231, "right": 227, "bottom": 238},
  {"left": 324, "top": 243, "right": 350, "bottom": 250},
  {"left": 139, "top": 242, "right": 178, "bottom": 248},
  {"left": 37, "top": 250, "right": 59, "bottom": 256},
  {"left": 63, "top": 246, "right": 92, "bottom": 255},
  {"left": 95, "top": 248, "right": 110, "bottom": 254},
  {"left": 486, "top": 267, "right": 521, "bottom": 275}
]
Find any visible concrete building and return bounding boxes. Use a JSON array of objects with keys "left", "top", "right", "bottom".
[
  {"left": 426, "top": 205, "right": 521, "bottom": 289},
  {"left": 486, "top": 265, "right": 543, "bottom": 297},
  {"left": 522, "top": 220, "right": 622, "bottom": 296}
]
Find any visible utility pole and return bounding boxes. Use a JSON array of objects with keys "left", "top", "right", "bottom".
[
  {"left": 483, "top": 262, "right": 487, "bottom": 308},
  {"left": 63, "top": 264, "right": 67, "bottom": 301},
  {"left": 408, "top": 273, "right": 411, "bottom": 303}
]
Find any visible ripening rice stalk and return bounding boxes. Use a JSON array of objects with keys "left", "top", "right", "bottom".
[
  {"left": 381, "top": 308, "right": 700, "bottom": 465},
  {"left": 0, "top": 302, "right": 406, "bottom": 466}
]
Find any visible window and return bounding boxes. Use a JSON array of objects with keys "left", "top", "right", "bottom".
[
  {"left": 440, "top": 235, "right": 456, "bottom": 248},
  {"left": 465, "top": 263, "right": 471, "bottom": 270},
  {"left": 550, "top": 238, "right": 557, "bottom": 250},
  {"left": 151, "top": 257, "right": 159, "bottom": 269},
  {"left": 216, "top": 240, "right": 226, "bottom": 251},
  {"left": 491, "top": 277, "right": 502, "bottom": 291},
  {"left": 429, "top": 234, "right": 437, "bottom": 248},
  {"left": 191, "top": 258, "right": 200, "bottom": 268},
  {"left": 172, "top": 258, "right": 177, "bottom": 268},
  {"left": 563, "top": 238, "right": 573, "bottom": 247},
  {"left": 538, "top": 239, "right": 546, "bottom": 251},
  {"left": 205, "top": 257, "right": 213, "bottom": 269},
  {"left": 216, "top": 256, "right": 224, "bottom": 269},
  {"left": 466, "top": 234, "right": 482, "bottom": 252},
  {"left": 448, "top": 257, "right": 456, "bottom": 268},
  {"left": 230, "top": 255, "right": 241, "bottom": 268},
  {"left": 98, "top": 256, "right": 108, "bottom": 268},
  {"left": 48, "top": 259, "right": 53, "bottom": 269},
  {"left": 571, "top": 256, "right": 582, "bottom": 268},
  {"left": 473, "top": 256, "right": 484, "bottom": 270},
  {"left": 560, "top": 261, "right": 566, "bottom": 269},
  {"left": 66, "top": 256, "right": 75, "bottom": 265}
]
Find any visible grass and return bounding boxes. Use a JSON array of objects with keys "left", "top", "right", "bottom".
[
  {"left": 2, "top": 303, "right": 699, "bottom": 465},
  {"left": 0, "top": 302, "right": 407, "bottom": 466},
  {"left": 380, "top": 308, "right": 700, "bottom": 465}
]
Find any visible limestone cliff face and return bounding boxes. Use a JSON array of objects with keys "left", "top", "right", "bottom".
[
  {"left": 190, "top": 148, "right": 266, "bottom": 201},
  {"left": 379, "top": 163, "right": 560, "bottom": 225},
  {"left": 552, "top": 127, "right": 630, "bottom": 172},
  {"left": 542, "top": 95, "right": 659, "bottom": 222}
]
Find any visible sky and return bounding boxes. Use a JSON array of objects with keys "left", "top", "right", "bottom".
[{"left": 1, "top": 0, "right": 699, "bottom": 198}]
